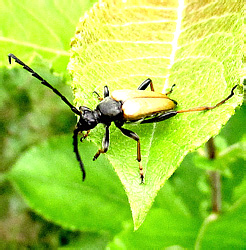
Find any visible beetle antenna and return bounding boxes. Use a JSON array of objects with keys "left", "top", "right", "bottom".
[
  {"left": 8, "top": 53, "right": 81, "bottom": 116},
  {"left": 73, "top": 128, "right": 86, "bottom": 181}
]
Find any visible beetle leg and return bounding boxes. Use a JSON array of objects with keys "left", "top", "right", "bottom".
[
  {"left": 165, "top": 84, "right": 176, "bottom": 95},
  {"left": 117, "top": 126, "right": 144, "bottom": 184},
  {"left": 104, "top": 86, "right": 110, "bottom": 97},
  {"left": 93, "top": 91, "right": 103, "bottom": 101},
  {"left": 73, "top": 128, "right": 86, "bottom": 181},
  {"left": 137, "top": 78, "right": 154, "bottom": 91},
  {"left": 93, "top": 125, "right": 110, "bottom": 160},
  {"left": 141, "top": 85, "right": 237, "bottom": 124},
  {"left": 141, "top": 111, "right": 178, "bottom": 124},
  {"left": 177, "top": 85, "right": 237, "bottom": 114},
  {"left": 93, "top": 86, "right": 109, "bottom": 101},
  {"left": 80, "top": 130, "right": 90, "bottom": 142}
]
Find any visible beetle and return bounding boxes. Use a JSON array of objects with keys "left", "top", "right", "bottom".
[{"left": 8, "top": 53, "right": 237, "bottom": 183}]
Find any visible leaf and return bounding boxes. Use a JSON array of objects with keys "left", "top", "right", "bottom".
[
  {"left": 0, "top": 0, "right": 96, "bottom": 71},
  {"left": 196, "top": 196, "right": 246, "bottom": 249},
  {"left": 68, "top": 0, "right": 244, "bottom": 229},
  {"left": 219, "top": 103, "right": 246, "bottom": 145},
  {"left": 107, "top": 151, "right": 246, "bottom": 249},
  {"left": 193, "top": 140, "right": 246, "bottom": 175},
  {"left": 63, "top": 232, "right": 110, "bottom": 249},
  {"left": 108, "top": 197, "right": 246, "bottom": 249},
  {"left": 8, "top": 135, "right": 131, "bottom": 232},
  {"left": 108, "top": 208, "right": 201, "bottom": 249}
]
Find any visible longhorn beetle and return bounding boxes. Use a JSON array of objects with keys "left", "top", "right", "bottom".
[{"left": 8, "top": 54, "right": 237, "bottom": 184}]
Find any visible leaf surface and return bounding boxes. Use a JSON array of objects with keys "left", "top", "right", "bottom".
[
  {"left": 69, "top": 0, "right": 244, "bottom": 229},
  {"left": 8, "top": 135, "right": 131, "bottom": 232},
  {"left": 0, "top": 0, "right": 96, "bottom": 71}
]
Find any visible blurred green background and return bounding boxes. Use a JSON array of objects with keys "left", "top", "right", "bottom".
[{"left": 0, "top": 0, "right": 245, "bottom": 248}]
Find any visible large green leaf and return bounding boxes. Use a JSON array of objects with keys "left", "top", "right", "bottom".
[
  {"left": 68, "top": 0, "right": 244, "bottom": 229},
  {"left": 8, "top": 135, "right": 131, "bottom": 232},
  {"left": 0, "top": 0, "right": 96, "bottom": 71},
  {"left": 108, "top": 208, "right": 201, "bottom": 249},
  {"left": 107, "top": 186, "right": 246, "bottom": 249}
]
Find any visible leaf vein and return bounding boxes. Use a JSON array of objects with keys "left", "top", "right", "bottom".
[
  {"left": 0, "top": 37, "right": 69, "bottom": 56},
  {"left": 107, "top": 19, "right": 177, "bottom": 27},
  {"left": 99, "top": 39, "right": 172, "bottom": 44}
]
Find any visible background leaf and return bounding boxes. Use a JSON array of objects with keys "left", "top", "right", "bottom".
[
  {"left": 196, "top": 196, "right": 246, "bottom": 249},
  {"left": 8, "top": 135, "right": 131, "bottom": 232},
  {"left": 0, "top": 59, "right": 76, "bottom": 171},
  {"left": 68, "top": 0, "right": 244, "bottom": 229},
  {"left": 0, "top": 0, "right": 97, "bottom": 71}
]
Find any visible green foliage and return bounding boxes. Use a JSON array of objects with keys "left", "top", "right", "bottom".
[
  {"left": 0, "top": 0, "right": 97, "bottom": 71},
  {"left": 8, "top": 136, "right": 131, "bottom": 232},
  {"left": 0, "top": 59, "right": 75, "bottom": 170},
  {"left": 69, "top": 0, "right": 244, "bottom": 228},
  {"left": 1, "top": 0, "right": 245, "bottom": 248},
  {"left": 108, "top": 197, "right": 246, "bottom": 249},
  {"left": 8, "top": 107, "right": 246, "bottom": 248}
]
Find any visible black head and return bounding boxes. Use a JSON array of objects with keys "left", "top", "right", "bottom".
[{"left": 77, "top": 106, "right": 100, "bottom": 131}]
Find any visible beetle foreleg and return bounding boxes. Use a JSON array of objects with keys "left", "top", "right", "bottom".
[
  {"left": 93, "top": 125, "right": 110, "bottom": 160},
  {"left": 80, "top": 130, "right": 91, "bottom": 142},
  {"left": 93, "top": 86, "right": 110, "bottom": 101},
  {"left": 117, "top": 126, "right": 144, "bottom": 184},
  {"left": 73, "top": 128, "right": 86, "bottom": 181},
  {"left": 137, "top": 78, "right": 154, "bottom": 91}
]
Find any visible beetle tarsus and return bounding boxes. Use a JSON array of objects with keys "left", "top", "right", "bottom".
[
  {"left": 80, "top": 130, "right": 90, "bottom": 142},
  {"left": 140, "top": 176, "right": 144, "bottom": 184},
  {"left": 139, "top": 162, "right": 144, "bottom": 184},
  {"left": 93, "top": 151, "right": 101, "bottom": 161},
  {"left": 93, "top": 91, "right": 103, "bottom": 101}
]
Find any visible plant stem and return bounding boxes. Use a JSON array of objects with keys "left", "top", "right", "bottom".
[{"left": 206, "top": 137, "right": 221, "bottom": 213}]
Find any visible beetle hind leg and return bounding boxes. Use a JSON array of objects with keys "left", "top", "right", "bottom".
[
  {"left": 177, "top": 85, "right": 238, "bottom": 114},
  {"left": 141, "top": 111, "right": 178, "bottom": 124}
]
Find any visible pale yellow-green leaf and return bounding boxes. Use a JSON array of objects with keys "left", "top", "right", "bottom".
[{"left": 68, "top": 0, "right": 244, "bottom": 229}]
